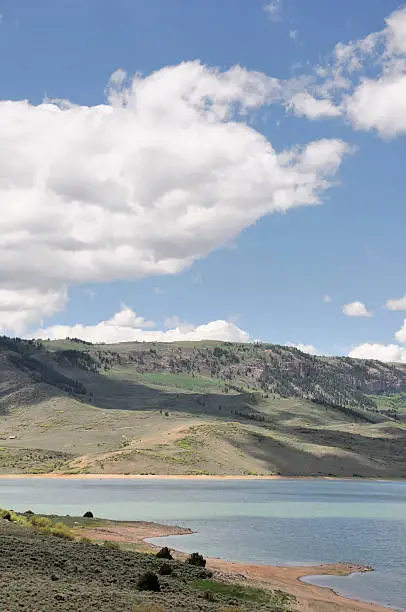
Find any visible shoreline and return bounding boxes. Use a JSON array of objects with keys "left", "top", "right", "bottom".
[
  {"left": 0, "top": 472, "right": 404, "bottom": 481},
  {"left": 77, "top": 519, "right": 395, "bottom": 612}
]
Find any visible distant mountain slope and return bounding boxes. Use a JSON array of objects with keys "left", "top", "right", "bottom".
[
  {"left": 42, "top": 338, "right": 406, "bottom": 416},
  {"left": 1, "top": 336, "right": 406, "bottom": 477}
]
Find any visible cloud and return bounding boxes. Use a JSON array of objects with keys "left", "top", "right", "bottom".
[
  {"left": 395, "top": 318, "right": 406, "bottom": 344},
  {"left": 163, "top": 315, "right": 181, "bottom": 329},
  {"left": 28, "top": 306, "right": 251, "bottom": 344},
  {"left": 0, "top": 61, "right": 350, "bottom": 334},
  {"left": 288, "top": 342, "right": 317, "bottom": 355},
  {"left": 342, "top": 301, "right": 372, "bottom": 317},
  {"left": 263, "top": 1, "right": 282, "bottom": 21},
  {"left": 287, "top": 92, "right": 341, "bottom": 119},
  {"left": 323, "top": 294, "right": 332, "bottom": 303},
  {"left": 153, "top": 287, "right": 164, "bottom": 295},
  {"left": 0, "top": 288, "right": 67, "bottom": 335},
  {"left": 348, "top": 314, "right": 406, "bottom": 363},
  {"left": 286, "top": 7, "right": 406, "bottom": 136},
  {"left": 348, "top": 342, "right": 406, "bottom": 363},
  {"left": 386, "top": 295, "right": 406, "bottom": 311},
  {"left": 289, "top": 30, "right": 299, "bottom": 42},
  {"left": 342, "top": 8, "right": 406, "bottom": 137},
  {"left": 107, "top": 305, "right": 155, "bottom": 329}
]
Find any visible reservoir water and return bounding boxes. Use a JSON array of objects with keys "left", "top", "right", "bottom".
[{"left": 0, "top": 478, "right": 405, "bottom": 611}]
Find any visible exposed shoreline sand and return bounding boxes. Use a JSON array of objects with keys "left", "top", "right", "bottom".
[
  {"left": 77, "top": 520, "right": 395, "bottom": 612},
  {"left": 0, "top": 472, "right": 403, "bottom": 481}
]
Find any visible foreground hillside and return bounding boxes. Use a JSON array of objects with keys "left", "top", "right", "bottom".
[
  {"left": 0, "top": 518, "right": 295, "bottom": 611},
  {"left": 1, "top": 336, "right": 406, "bottom": 477}
]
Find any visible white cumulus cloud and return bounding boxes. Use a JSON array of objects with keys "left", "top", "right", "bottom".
[
  {"left": 323, "top": 294, "right": 332, "bottom": 303},
  {"left": 0, "top": 288, "right": 67, "bottom": 335},
  {"left": 348, "top": 313, "right": 406, "bottom": 363},
  {"left": 107, "top": 305, "right": 155, "bottom": 329},
  {"left": 0, "top": 61, "right": 349, "bottom": 334},
  {"left": 286, "top": 7, "right": 406, "bottom": 136},
  {"left": 349, "top": 343, "right": 406, "bottom": 363},
  {"left": 287, "top": 92, "right": 341, "bottom": 119},
  {"left": 386, "top": 295, "right": 406, "bottom": 311},
  {"left": 288, "top": 342, "right": 318, "bottom": 355},
  {"left": 395, "top": 318, "right": 406, "bottom": 344},
  {"left": 342, "top": 301, "right": 372, "bottom": 317},
  {"left": 28, "top": 306, "right": 251, "bottom": 344}
]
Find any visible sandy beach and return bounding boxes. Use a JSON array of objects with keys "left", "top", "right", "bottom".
[
  {"left": 0, "top": 473, "right": 284, "bottom": 479},
  {"left": 0, "top": 472, "right": 400, "bottom": 481},
  {"left": 76, "top": 519, "right": 395, "bottom": 612}
]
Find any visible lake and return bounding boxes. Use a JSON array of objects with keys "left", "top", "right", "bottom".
[{"left": 1, "top": 477, "right": 405, "bottom": 611}]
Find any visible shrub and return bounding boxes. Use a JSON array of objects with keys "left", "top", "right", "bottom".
[
  {"left": 80, "top": 537, "right": 93, "bottom": 544},
  {"left": 83, "top": 510, "right": 94, "bottom": 518},
  {"left": 39, "top": 526, "right": 52, "bottom": 536},
  {"left": 137, "top": 571, "right": 160, "bottom": 592},
  {"left": 12, "top": 514, "right": 29, "bottom": 526},
  {"left": 158, "top": 562, "right": 173, "bottom": 576},
  {"left": 103, "top": 540, "right": 120, "bottom": 550},
  {"left": 156, "top": 546, "right": 173, "bottom": 560},
  {"left": 187, "top": 552, "right": 206, "bottom": 567},
  {"left": 132, "top": 606, "right": 164, "bottom": 612},
  {"left": 0, "top": 509, "right": 27, "bottom": 525},
  {"left": 29, "top": 515, "right": 52, "bottom": 528},
  {"left": 51, "top": 522, "right": 74, "bottom": 540}
]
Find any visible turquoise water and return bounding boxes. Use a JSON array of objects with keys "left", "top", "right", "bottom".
[{"left": 1, "top": 478, "right": 405, "bottom": 610}]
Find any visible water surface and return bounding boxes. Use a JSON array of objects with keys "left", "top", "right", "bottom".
[{"left": 1, "top": 478, "right": 405, "bottom": 611}]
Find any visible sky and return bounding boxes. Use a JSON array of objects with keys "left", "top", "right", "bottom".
[{"left": 0, "top": 0, "right": 406, "bottom": 361}]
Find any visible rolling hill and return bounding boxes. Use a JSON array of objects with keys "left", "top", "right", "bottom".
[{"left": 1, "top": 336, "right": 406, "bottom": 477}]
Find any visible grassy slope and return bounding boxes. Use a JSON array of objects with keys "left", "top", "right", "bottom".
[{"left": 1, "top": 339, "right": 406, "bottom": 477}]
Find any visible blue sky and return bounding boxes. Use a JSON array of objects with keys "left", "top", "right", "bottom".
[{"left": 0, "top": 0, "right": 406, "bottom": 360}]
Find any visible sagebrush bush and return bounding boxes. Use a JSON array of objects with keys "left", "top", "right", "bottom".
[
  {"left": 137, "top": 571, "right": 160, "bottom": 592},
  {"left": 187, "top": 552, "right": 206, "bottom": 567},
  {"left": 51, "top": 522, "right": 74, "bottom": 540},
  {"left": 29, "top": 515, "right": 52, "bottom": 528},
  {"left": 0, "top": 509, "right": 28, "bottom": 526},
  {"left": 132, "top": 606, "right": 164, "bottom": 612},
  {"left": 39, "top": 526, "right": 53, "bottom": 536},
  {"left": 103, "top": 540, "right": 120, "bottom": 550}
]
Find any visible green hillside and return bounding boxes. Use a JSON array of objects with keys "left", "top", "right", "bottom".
[{"left": 1, "top": 336, "right": 406, "bottom": 477}]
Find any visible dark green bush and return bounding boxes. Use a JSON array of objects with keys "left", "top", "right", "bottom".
[
  {"left": 187, "top": 552, "right": 206, "bottom": 567},
  {"left": 158, "top": 562, "right": 173, "bottom": 576},
  {"left": 156, "top": 546, "right": 173, "bottom": 560},
  {"left": 137, "top": 571, "right": 160, "bottom": 592}
]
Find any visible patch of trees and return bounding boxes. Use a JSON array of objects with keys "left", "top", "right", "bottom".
[{"left": 8, "top": 354, "right": 87, "bottom": 396}]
